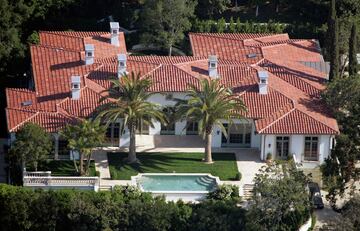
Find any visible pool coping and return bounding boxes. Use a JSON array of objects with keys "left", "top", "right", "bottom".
[{"left": 131, "top": 173, "right": 221, "bottom": 194}]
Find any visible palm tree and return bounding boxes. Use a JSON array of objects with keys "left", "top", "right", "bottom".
[
  {"left": 176, "top": 79, "right": 247, "bottom": 164},
  {"left": 61, "top": 119, "right": 106, "bottom": 176},
  {"left": 98, "top": 72, "right": 165, "bottom": 163}
]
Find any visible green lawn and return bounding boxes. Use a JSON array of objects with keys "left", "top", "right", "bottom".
[
  {"left": 107, "top": 152, "right": 239, "bottom": 180},
  {"left": 37, "top": 160, "right": 97, "bottom": 176}
]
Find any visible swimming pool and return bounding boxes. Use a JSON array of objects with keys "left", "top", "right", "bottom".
[{"left": 131, "top": 173, "right": 220, "bottom": 202}]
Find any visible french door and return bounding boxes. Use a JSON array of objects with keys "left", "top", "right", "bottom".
[{"left": 276, "top": 136, "right": 289, "bottom": 159}]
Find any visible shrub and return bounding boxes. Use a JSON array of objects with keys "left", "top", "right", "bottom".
[{"left": 207, "top": 184, "right": 241, "bottom": 202}]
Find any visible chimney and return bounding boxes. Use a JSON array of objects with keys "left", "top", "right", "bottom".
[
  {"left": 117, "top": 54, "right": 127, "bottom": 78},
  {"left": 258, "top": 71, "right": 269, "bottom": 95},
  {"left": 110, "top": 22, "right": 120, "bottom": 46},
  {"left": 208, "top": 55, "right": 218, "bottom": 78},
  {"left": 71, "top": 75, "right": 81, "bottom": 100},
  {"left": 85, "top": 44, "right": 94, "bottom": 65}
]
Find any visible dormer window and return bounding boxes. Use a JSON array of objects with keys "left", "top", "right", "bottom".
[
  {"left": 87, "top": 52, "right": 93, "bottom": 57},
  {"left": 119, "top": 61, "right": 125, "bottom": 67},
  {"left": 260, "top": 79, "right": 266, "bottom": 84},
  {"left": 210, "top": 63, "right": 216, "bottom": 68}
]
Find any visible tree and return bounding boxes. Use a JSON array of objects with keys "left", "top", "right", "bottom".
[
  {"left": 98, "top": 72, "right": 165, "bottom": 163},
  {"left": 61, "top": 119, "right": 106, "bottom": 176},
  {"left": 322, "top": 196, "right": 360, "bottom": 231},
  {"left": 195, "top": 0, "right": 230, "bottom": 19},
  {"left": 175, "top": 79, "right": 246, "bottom": 164},
  {"left": 329, "top": 0, "right": 340, "bottom": 80},
  {"left": 249, "top": 0, "right": 266, "bottom": 17},
  {"left": 9, "top": 123, "right": 52, "bottom": 172},
  {"left": 322, "top": 76, "right": 360, "bottom": 207},
  {"left": 246, "top": 161, "right": 311, "bottom": 231},
  {"left": 348, "top": 22, "right": 358, "bottom": 76},
  {"left": 139, "top": 0, "right": 196, "bottom": 56}
]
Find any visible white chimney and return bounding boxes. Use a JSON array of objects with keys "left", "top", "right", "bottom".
[
  {"left": 117, "top": 54, "right": 127, "bottom": 78},
  {"left": 71, "top": 75, "right": 81, "bottom": 100},
  {"left": 258, "top": 71, "right": 269, "bottom": 95},
  {"left": 110, "top": 22, "right": 120, "bottom": 46},
  {"left": 208, "top": 55, "right": 218, "bottom": 78},
  {"left": 85, "top": 44, "right": 94, "bottom": 65}
]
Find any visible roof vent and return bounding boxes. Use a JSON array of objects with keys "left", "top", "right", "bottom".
[
  {"left": 247, "top": 53, "right": 258, "bottom": 58},
  {"left": 117, "top": 54, "right": 127, "bottom": 78},
  {"left": 110, "top": 22, "right": 120, "bottom": 46},
  {"left": 85, "top": 44, "right": 94, "bottom": 65},
  {"left": 258, "top": 71, "right": 269, "bottom": 95},
  {"left": 21, "top": 100, "right": 32, "bottom": 106},
  {"left": 71, "top": 75, "right": 81, "bottom": 100},
  {"left": 208, "top": 55, "right": 218, "bottom": 78}
]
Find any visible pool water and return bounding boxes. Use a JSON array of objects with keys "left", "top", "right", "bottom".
[{"left": 137, "top": 175, "right": 217, "bottom": 192}]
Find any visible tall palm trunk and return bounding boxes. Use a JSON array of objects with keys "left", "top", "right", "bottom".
[
  {"left": 204, "top": 132, "right": 213, "bottom": 164},
  {"left": 255, "top": 5, "right": 259, "bottom": 17},
  {"left": 127, "top": 124, "right": 137, "bottom": 163},
  {"left": 85, "top": 153, "right": 92, "bottom": 175},
  {"left": 80, "top": 152, "right": 84, "bottom": 176}
]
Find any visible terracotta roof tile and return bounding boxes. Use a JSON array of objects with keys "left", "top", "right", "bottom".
[{"left": 6, "top": 32, "right": 339, "bottom": 134}]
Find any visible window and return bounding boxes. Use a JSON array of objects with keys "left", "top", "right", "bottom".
[
  {"left": 304, "top": 136, "right": 319, "bottom": 161},
  {"left": 276, "top": 136, "right": 289, "bottom": 159},
  {"left": 119, "top": 61, "right": 124, "bottom": 67},
  {"left": 186, "top": 121, "right": 198, "bottom": 135},
  {"left": 221, "top": 123, "right": 252, "bottom": 147},
  {"left": 210, "top": 62, "right": 216, "bottom": 68},
  {"left": 161, "top": 122, "right": 175, "bottom": 135},
  {"left": 136, "top": 120, "right": 149, "bottom": 135},
  {"left": 72, "top": 83, "right": 80, "bottom": 89},
  {"left": 87, "top": 52, "right": 93, "bottom": 57},
  {"left": 58, "top": 139, "right": 70, "bottom": 156}
]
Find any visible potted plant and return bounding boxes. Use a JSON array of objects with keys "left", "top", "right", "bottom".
[{"left": 266, "top": 153, "right": 273, "bottom": 164}]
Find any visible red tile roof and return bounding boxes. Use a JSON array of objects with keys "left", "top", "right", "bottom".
[{"left": 6, "top": 31, "right": 339, "bottom": 135}]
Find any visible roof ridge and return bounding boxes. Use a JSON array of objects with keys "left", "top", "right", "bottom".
[
  {"left": 40, "top": 30, "right": 109, "bottom": 38},
  {"left": 31, "top": 44, "right": 82, "bottom": 54},
  {"left": 258, "top": 107, "right": 295, "bottom": 133},
  {"left": 10, "top": 111, "right": 39, "bottom": 132}
]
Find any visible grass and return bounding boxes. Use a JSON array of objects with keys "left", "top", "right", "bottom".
[
  {"left": 37, "top": 160, "right": 97, "bottom": 177},
  {"left": 107, "top": 152, "right": 239, "bottom": 181}
]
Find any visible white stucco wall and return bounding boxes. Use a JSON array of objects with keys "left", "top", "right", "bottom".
[{"left": 260, "top": 134, "right": 333, "bottom": 164}]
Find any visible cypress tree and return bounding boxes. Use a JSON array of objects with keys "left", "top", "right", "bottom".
[
  {"left": 329, "top": 0, "right": 339, "bottom": 81},
  {"left": 349, "top": 22, "right": 358, "bottom": 76}
]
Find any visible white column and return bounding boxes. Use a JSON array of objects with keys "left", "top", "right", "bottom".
[
  {"left": 211, "top": 125, "right": 222, "bottom": 147},
  {"left": 53, "top": 133, "right": 59, "bottom": 160},
  {"left": 119, "top": 127, "right": 130, "bottom": 148},
  {"left": 149, "top": 120, "right": 161, "bottom": 135},
  {"left": 175, "top": 120, "right": 187, "bottom": 135},
  {"left": 9, "top": 133, "right": 16, "bottom": 145}
]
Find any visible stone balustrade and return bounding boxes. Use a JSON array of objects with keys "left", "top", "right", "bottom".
[{"left": 23, "top": 171, "right": 99, "bottom": 191}]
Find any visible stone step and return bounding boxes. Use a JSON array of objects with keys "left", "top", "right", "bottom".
[{"left": 99, "top": 185, "right": 112, "bottom": 191}]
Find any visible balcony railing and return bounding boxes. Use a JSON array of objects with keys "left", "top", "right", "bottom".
[{"left": 23, "top": 170, "right": 99, "bottom": 191}]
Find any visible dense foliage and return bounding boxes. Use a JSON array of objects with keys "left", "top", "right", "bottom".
[
  {"left": 246, "top": 161, "right": 311, "bottom": 231},
  {"left": 322, "top": 75, "right": 360, "bottom": 207},
  {"left": 321, "top": 195, "right": 360, "bottom": 231},
  {"left": 61, "top": 119, "right": 106, "bottom": 176},
  {"left": 0, "top": 184, "right": 247, "bottom": 231},
  {"left": 9, "top": 123, "right": 53, "bottom": 173},
  {"left": 139, "top": 0, "right": 196, "bottom": 55}
]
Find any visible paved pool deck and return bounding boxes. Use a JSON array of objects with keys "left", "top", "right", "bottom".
[{"left": 94, "top": 147, "right": 265, "bottom": 192}]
